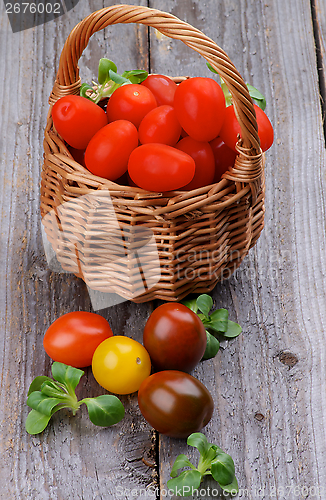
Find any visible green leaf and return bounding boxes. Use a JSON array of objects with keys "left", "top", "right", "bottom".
[
  {"left": 82, "top": 395, "right": 125, "bottom": 427},
  {"left": 79, "top": 83, "right": 95, "bottom": 100},
  {"left": 206, "top": 62, "right": 218, "bottom": 74},
  {"left": 187, "top": 432, "right": 210, "bottom": 456},
  {"left": 246, "top": 84, "right": 266, "bottom": 111},
  {"left": 223, "top": 320, "right": 242, "bottom": 338},
  {"left": 108, "top": 70, "right": 130, "bottom": 86},
  {"left": 98, "top": 58, "right": 117, "bottom": 84},
  {"left": 201, "top": 331, "right": 220, "bottom": 360},
  {"left": 27, "top": 376, "right": 53, "bottom": 396},
  {"left": 170, "top": 454, "right": 196, "bottom": 478},
  {"left": 40, "top": 380, "right": 67, "bottom": 399},
  {"left": 196, "top": 294, "right": 213, "bottom": 318},
  {"left": 211, "top": 453, "right": 236, "bottom": 486},
  {"left": 122, "top": 69, "right": 148, "bottom": 84},
  {"left": 182, "top": 297, "right": 198, "bottom": 313},
  {"left": 26, "top": 391, "right": 63, "bottom": 416},
  {"left": 167, "top": 470, "right": 202, "bottom": 496},
  {"left": 207, "top": 308, "right": 229, "bottom": 333},
  {"left": 51, "top": 362, "right": 84, "bottom": 391},
  {"left": 219, "top": 475, "right": 239, "bottom": 494},
  {"left": 25, "top": 409, "right": 52, "bottom": 435}
]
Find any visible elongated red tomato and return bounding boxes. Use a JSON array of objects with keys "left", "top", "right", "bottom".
[
  {"left": 209, "top": 136, "right": 237, "bottom": 182},
  {"left": 106, "top": 84, "right": 157, "bottom": 127},
  {"left": 174, "top": 77, "right": 226, "bottom": 142},
  {"left": 176, "top": 137, "right": 215, "bottom": 190},
  {"left": 141, "top": 74, "right": 178, "bottom": 106},
  {"left": 138, "top": 370, "right": 214, "bottom": 438},
  {"left": 52, "top": 95, "right": 108, "bottom": 149},
  {"left": 138, "top": 105, "right": 181, "bottom": 146},
  {"left": 128, "top": 143, "right": 195, "bottom": 192},
  {"left": 43, "top": 311, "right": 113, "bottom": 368},
  {"left": 219, "top": 103, "right": 274, "bottom": 152},
  {"left": 85, "top": 120, "right": 138, "bottom": 180}
]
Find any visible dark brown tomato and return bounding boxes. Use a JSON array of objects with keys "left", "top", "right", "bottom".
[
  {"left": 143, "top": 303, "right": 207, "bottom": 372},
  {"left": 138, "top": 370, "right": 214, "bottom": 438}
]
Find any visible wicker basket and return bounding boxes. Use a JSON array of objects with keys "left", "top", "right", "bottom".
[{"left": 41, "top": 4, "right": 265, "bottom": 303}]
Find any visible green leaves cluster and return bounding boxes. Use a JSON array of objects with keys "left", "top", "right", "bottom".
[
  {"left": 183, "top": 294, "right": 242, "bottom": 360},
  {"left": 206, "top": 62, "right": 266, "bottom": 111},
  {"left": 167, "top": 432, "right": 238, "bottom": 496},
  {"left": 80, "top": 58, "right": 148, "bottom": 104},
  {"left": 25, "top": 362, "right": 125, "bottom": 434}
]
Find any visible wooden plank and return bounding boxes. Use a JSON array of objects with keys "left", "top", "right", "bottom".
[
  {"left": 314, "top": 0, "right": 326, "bottom": 135},
  {"left": 148, "top": 0, "right": 326, "bottom": 498},
  {"left": 0, "top": 2, "right": 161, "bottom": 499}
]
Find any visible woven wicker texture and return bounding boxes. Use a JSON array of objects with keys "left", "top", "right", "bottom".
[{"left": 41, "top": 4, "right": 265, "bottom": 302}]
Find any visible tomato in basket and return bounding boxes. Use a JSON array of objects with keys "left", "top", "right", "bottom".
[
  {"left": 85, "top": 120, "right": 138, "bottom": 180},
  {"left": 128, "top": 143, "right": 195, "bottom": 192},
  {"left": 219, "top": 103, "right": 274, "bottom": 152},
  {"left": 52, "top": 95, "right": 108, "bottom": 149},
  {"left": 209, "top": 136, "right": 237, "bottom": 182},
  {"left": 106, "top": 83, "right": 157, "bottom": 127},
  {"left": 176, "top": 136, "right": 215, "bottom": 190},
  {"left": 173, "top": 77, "right": 226, "bottom": 142},
  {"left": 138, "top": 105, "right": 181, "bottom": 146},
  {"left": 141, "top": 74, "right": 178, "bottom": 106}
]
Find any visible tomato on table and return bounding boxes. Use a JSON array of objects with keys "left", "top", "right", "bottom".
[
  {"left": 85, "top": 120, "right": 138, "bottom": 180},
  {"left": 141, "top": 74, "right": 177, "bottom": 106},
  {"left": 138, "top": 370, "right": 214, "bottom": 438},
  {"left": 143, "top": 302, "right": 207, "bottom": 372},
  {"left": 176, "top": 137, "right": 215, "bottom": 190},
  {"left": 209, "top": 136, "right": 237, "bottom": 182},
  {"left": 52, "top": 95, "right": 108, "bottom": 149},
  {"left": 173, "top": 77, "right": 226, "bottom": 142},
  {"left": 92, "top": 336, "right": 151, "bottom": 395},
  {"left": 138, "top": 105, "right": 181, "bottom": 146},
  {"left": 43, "top": 311, "right": 113, "bottom": 368},
  {"left": 128, "top": 143, "right": 195, "bottom": 192},
  {"left": 106, "top": 84, "right": 157, "bottom": 127},
  {"left": 219, "top": 103, "right": 274, "bottom": 152}
]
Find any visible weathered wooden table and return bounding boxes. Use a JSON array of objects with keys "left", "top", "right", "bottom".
[{"left": 1, "top": 0, "right": 326, "bottom": 499}]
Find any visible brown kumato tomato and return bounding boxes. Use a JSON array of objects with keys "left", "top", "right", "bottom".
[
  {"left": 143, "top": 303, "right": 207, "bottom": 372},
  {"left": 138, "top": 370, "right": 214, "bottom": 438}
]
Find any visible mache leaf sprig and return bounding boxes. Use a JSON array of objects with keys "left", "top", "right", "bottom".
[
  {"left": 25, "top": 362, "right": 125, "bottom": 434},
  {"left": 182, "top": 294, "right": 242, "bottom": 360},
  {"left": 167, "top": 432, "right": 239, "bottom": 497},
  {"left": 80, "top": 58, "right": 148, "bottom": 104}
]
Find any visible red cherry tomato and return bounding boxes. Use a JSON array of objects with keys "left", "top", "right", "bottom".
[
  {"left": 43, "top": 311, "right": 113, "bottom": 368},
  {"left": 219, "top": 104, "right": 274, "bottom": 152},
  {"left": 138, "top": 370, "right": 214, "bottom": 438},
  {"left": 173, "top": 77, "right": 226, "bottom": 142},
  {"left": 85, "top": 120, "right": 138, "bottom": 180},
  {"left": 209, "top": 136, "right": 237, "bottom": 182},
  {"left": 143, "top": 302, "right": 207, "bottom": 372},
  {"left": 138, "top": 105, "right": 181, "bottom": 146},
  {"left": 141, "top": 74, "right": 177, "bottom": 106},
  {"left": 128, "top": 143, "right": 195, "bottom": 192},
  {"left": 106, "top": 84, "right": 157, "bottom": 127},
  {"left": 52, "top": 95, "right": 108, "bottom": 149},
  {"left": 176, "top": 137, "right": 215, "bottom": 190}
]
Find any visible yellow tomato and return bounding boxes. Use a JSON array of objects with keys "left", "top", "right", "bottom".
[{"left": 92, "top": 336, "right": 151, "bottom": 395}]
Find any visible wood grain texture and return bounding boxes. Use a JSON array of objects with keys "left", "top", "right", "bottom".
[
  {"left": 0, "top": 1, "right": 157, "bottom": 499},
  {"left": 1, "top": 0, "right": 326, "bottom": 499},
  {"left": 149, "top": 0, "right": 326, "bottom": 498}
]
